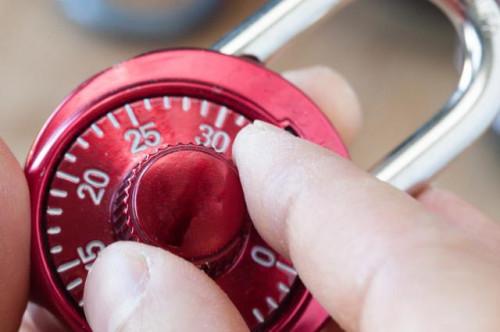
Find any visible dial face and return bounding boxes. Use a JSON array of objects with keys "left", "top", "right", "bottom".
[{"left": 43, "top": 96, "right": 301, "bottom": 329}]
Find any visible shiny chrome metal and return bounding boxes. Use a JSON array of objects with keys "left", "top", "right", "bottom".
[{"left": 214, "top": 0, "right": 500, "bottom": 193}]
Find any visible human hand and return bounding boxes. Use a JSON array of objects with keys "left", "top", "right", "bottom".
[
  {"left": 4, "top": 66, "right": 499, "bottom": 331},
  {"left": 83, "top": 67, "right": 500, "bottom": 331}
]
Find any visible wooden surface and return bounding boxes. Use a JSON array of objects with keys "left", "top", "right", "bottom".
[{"left": 0, "top": 0, "right": 498, "bottom": 218}]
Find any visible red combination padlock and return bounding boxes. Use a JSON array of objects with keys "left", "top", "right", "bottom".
[{"left": 26, "top": 0, "right": 500, "bottom": 331}]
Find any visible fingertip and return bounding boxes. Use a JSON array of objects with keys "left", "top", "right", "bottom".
[
  {"left": 84, "top": 242, "right": 149, "bottom": 332},
  {"left": 84, "top": 242, "right": 247, "bottom": 332},
  {"left": 283, "top": 66, "right": 363, "bottom": 144}
]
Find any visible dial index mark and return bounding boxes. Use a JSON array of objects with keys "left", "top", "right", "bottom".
[
  {"left": 76, "top": 138, "right": 90, "bottom": 149},
  {"left": 50, "top": 245, "right": 63, "bottom": 254},
  {"left": 56, "top": 171, "right": 80, "bottom": 184},
  {"left": 47, "top": 207, "right": 63, "bottom": 216},
  {"left": 91, "top": 124, "right": 104, "bottom": 138},
  {"left": 266, "top": 297, "right": 279, "bottom": 310},
  {"left": 163, "top": 96, "right": 171, "bottom": 110},
  {"left": 107, "top": 113, "right": 120, "bottom": 128},
  {"left": 252, "top": 308, "right": 265, "bottom": 323},
  {"left": 144, "top": 98, "right": 152, "bottom": 111},
  {"left": 50, "top": 189, "right": 68, "bottom": 198},
  {"left": 66, "top": 278, "right": 83, "bottom": 291},
  {"left": 125, "top": 104, "right": 139, "bottom": 127},
  {"left": 276, "top": 261, "right": 297, "bottom": 276},
  {"left": 278, "top": 282, "right": 290, "bottom": 294},
  {"left": 182, "top": 97, "right": 191, "bottom": 112},
  {"left": 47, "top": 226, "right": 62, "bottom": 235},
  {"left": 57, "top": 259, "right": 80, "bottom": 273},
  {"left": 235, "top": 115, "right": 246, "bottom": 127},
  {"left": 215, "top": 106, "right": 229, "bottom": 128},
  {"left": 64, "top": 153, "right": 77, "bottom": 163},
  {"left": 200, "top": 100, "right": 209, "bottom": 117}
]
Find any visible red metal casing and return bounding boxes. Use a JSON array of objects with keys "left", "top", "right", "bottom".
[{"left": 26, "top": 49, "right": 348, "bottom": 331}]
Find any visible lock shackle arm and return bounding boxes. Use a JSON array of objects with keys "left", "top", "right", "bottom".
[{"left": 214, "top": 0, "right": 500, "bottom": 193}]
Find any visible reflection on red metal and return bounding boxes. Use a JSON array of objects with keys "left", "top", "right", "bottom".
[{"left": 26, "top": 49, "right": 348, "bottom": 331}]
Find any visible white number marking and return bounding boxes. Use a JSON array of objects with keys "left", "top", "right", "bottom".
[
  {"left": 47, "top": 226, "right": 62, "bottom": 235},
  {"left": 64, "top": 153, "right": 77, "bottom": 163},
  {"left": 252, "top": 308, "right": 265, "bottom": 323},
  {"left": 50, "top": 245, "right": 63, "bottom": 254},
  {"left": 163, "top": 96, "right": 171, "bottom": 110},
  {"left": 143, "top": 98, "right": 152, "bottom": 111},
  {"left": 124, "top": 122, "right": 161, "bottom": 154},
  {"left": 215, "top": 106, "right": 228, "bottom": 128},
  {"left": 251, "top": 245, "right": 276, "bottom": 268},
  {"left": 266, "top": 297, "right": 278, "bottom": 310},
  {"left": 276, "top": 261, "right": 297, "bottom": 276},
  {"left": 235, "top": 115, "right": 246, "bottom": 127},
  {"left": 182, "top": 97, "right": 191, "bottom": 112},
  {"left": 125, "top": 104, "right": 139, "bottom": 127},
  {"left": 66, "top": 278, "right": 83, "bottom": 291},
  {"left": 77, "top": 169, "right": 110, "bottom": 206},
  {"left": 278, "top": 282, "right": 290, "bottom": 294},
  {"left": 194, "top": 124, "right": 231, "bottom": 153},
  {"left": 57, "top": 259, "right": 80, "bottom": 273},
  {"left": 77, "top": 240, "right": 106, "bottom": 270},
  {"left": 56, "top": 171, "right": 80, "bottom": 184},
  {"left": 76, "top": 137, "right": 90, "bottom": 149},
  {"left": 107, "top": 113, "right": 120, "bottom": 128},
  {"left": 50, "top": 189, "right": 68, "bottom": 198},
  {"left": 47, "top": 207, "right": 63, "bottom": 216},
  {"left": 200, "top": 100, "right": 209, "bottom": 117}
]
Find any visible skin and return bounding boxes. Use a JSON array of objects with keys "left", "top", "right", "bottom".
[{"left": 0, "top": 66, "right": 496, "bottom": 331}]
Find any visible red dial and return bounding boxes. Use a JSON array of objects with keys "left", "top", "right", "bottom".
[{"left": 26, "top": 49, "right": 348, "bottom": 331}]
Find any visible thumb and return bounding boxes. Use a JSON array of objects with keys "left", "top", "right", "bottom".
[{"left": 83, "top": 242, "right": 248, "bottom": 332}]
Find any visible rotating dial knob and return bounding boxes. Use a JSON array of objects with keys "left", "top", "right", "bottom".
[{"left": 113, "top": 144, "right": 250, "bottom": 276}]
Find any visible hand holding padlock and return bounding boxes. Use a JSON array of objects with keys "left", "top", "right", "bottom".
[{"left": 24, "top": 0, "right": 500, "bottom": 331}]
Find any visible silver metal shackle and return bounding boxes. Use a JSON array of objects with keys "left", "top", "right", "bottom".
[{"left": 213, "top": 0, "right": 500, "bottom": 193}]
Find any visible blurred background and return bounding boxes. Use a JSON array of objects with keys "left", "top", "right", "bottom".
[{"left": 0, "top": 0, "right": 498, "bottom": 218}]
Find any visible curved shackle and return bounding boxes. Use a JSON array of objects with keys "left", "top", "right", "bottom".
[{"left": 213, "top": 0, "right": 500, "bottom": 193}]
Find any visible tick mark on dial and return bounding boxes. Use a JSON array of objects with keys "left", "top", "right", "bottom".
[
  {"left": 182, "top": 97, "right": 191, "bottom": 112},
  {"left": 76, "top": 137, "right": 90, "bottom": 149},
  {"left": 163, "top": 96, "right": 171, "bottom": 110},
  {"left": 200, "top": 100, "right": 209, "bottom": 117},
  {"left": 47, "top": 226, "right": 62, "bottom": 235},
  {"left": 64, "top": 153, "right": 77, "bottom": 163},
  {"left": 50, "top": 245, "right": 63, "bottom": 254},
  {"left": 47, "top": 207, "right": 63, "bottom": 216},
  {"left": 215, "top": 106, "right": 228, "bottom": 128},
  {"left": 143, "top": 98, "right": 152, "bottom": 111},
  {"left": 276, "top": 261, "right": 297, "bottom": 276},
  {"left": 107, "top": 113, "right": 120, "bottom": 128},
  {"left": 235, "top": 115, "right": 246, "bottom": 127},
  {"left": 50, "top": 189, "right": 68, "bottom": 198},
  {"left": 91, "top": 124, "right": 104, "bottom": 138},
  {"left": 125, "top": 104, "right": 139, "bottom": 127},
  {"left": 278, "top": 282, "right": 290, "bottom": 294},
  {"left": 266, "top": 296, "right": 279, "bottom": 311},
  {"left": 56, "top": 171, "right": 80, "bottom": 184},
  {"left": 252, "top": 308, "right": 265, "bottom": 323},
  {"left": 57, "top": 259, "right": 80, "bottom": 273},
  {"left": 66, "top": 278, "right": 83, "bottom": 291}
]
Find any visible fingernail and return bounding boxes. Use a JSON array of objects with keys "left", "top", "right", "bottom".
[{"left": 84, "top": 244, "right": 150, "bottom": 332}]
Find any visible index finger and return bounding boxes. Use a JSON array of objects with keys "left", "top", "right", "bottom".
[{"left": 233, "top": 122, "right": 500, "bottom": 332}]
